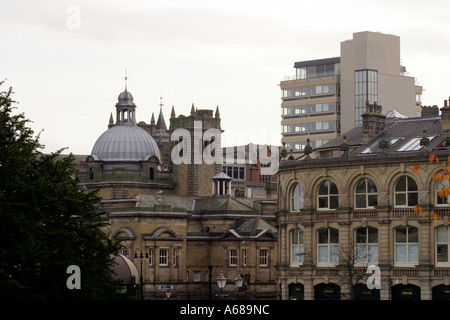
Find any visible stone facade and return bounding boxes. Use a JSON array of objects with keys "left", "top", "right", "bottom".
[{"left": 276, "top": 102, "right": 450, "bottom": 300}]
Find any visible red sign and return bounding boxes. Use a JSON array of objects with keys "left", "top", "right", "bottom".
[{"left": 165, "top": 291, "right": 172, "bottom": 300}]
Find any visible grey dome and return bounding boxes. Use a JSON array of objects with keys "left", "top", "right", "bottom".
[
  {"left": 117, "top": 90, "right": 135, "bottom": 106},
  {"left": 91, "top": 125, "right": 161, "bottom": 161}
]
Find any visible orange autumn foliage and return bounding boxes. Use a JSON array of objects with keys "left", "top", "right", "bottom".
[{"left": 413, "top": 155, "right": 450, "bottom": 226}]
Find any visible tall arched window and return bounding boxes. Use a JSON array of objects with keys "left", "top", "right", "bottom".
[
  {"left": 318, "top": 180, "right": 339, "bottom": 209},
  {"left": 290, "top": 183, "right": 304, "bottom": 211},
  {"left": 290, "top": 229, "right": 304, "bottom": 266},
  {"left": 435, "top": 180, "right": 450, "bottom": 206},
  {"left": 394, "top": 176, "right": 418, "bottom": 207},
  {"left": 355, "top": 178, "right": 377, "bottom": 208}
]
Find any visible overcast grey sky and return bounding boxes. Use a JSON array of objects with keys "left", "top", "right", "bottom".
[{"left": 2, "top": 0, "right": 450, "bottom": 155}]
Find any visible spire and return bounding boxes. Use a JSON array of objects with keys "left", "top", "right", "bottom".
[
  {"left": 170, "top": 105, "right": 176, "bottom": 119},
  {"left": 156, "top": 96, "right": 167, "bottom": 131},
  {"left": 215, "top": 105, "right": 220, "bottom": 119},
  {"left": 108, "top": 112, "right": 114, "bottom": 128},
  {"left": 122, "top": 69, "right": 129, "bottom": 91},
  {"left": 150, "top": 112, "right": 155, "bottom": 126},
  {"left": 191, "top": 103, "right": 195, "bottom": 116}
]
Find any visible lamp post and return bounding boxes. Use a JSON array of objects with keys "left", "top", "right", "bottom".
[
  {"left": 234, "top": 274, "right": 244, "bottom": 299},
  {"left": 134, "top": 249, "right": 149, "bottom": 300},
  {"left": 217, "top": 271, "right": 227, "bottom": 299}
]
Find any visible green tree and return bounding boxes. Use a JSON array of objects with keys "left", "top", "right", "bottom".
[{"left": 0, "top": 81, "right": 129, "bottom": 299}]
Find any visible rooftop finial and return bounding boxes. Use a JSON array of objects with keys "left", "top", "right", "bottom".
[{"left": 122, "top": 69, "right": 129, "bottom": 91}]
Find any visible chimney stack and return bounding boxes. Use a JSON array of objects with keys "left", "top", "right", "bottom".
[
  {"left": 441, "top": 97, "right": 450, "bottom": 135},
  {"left": 362, "top": 101, "right": 386, "bottom": 142}
]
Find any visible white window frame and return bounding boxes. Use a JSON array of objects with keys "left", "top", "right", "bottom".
[
  {"left": 259, "top": 249, "right": 269, "bottom": 267},
  {"left": 229, "top": 248, "right": 237, "bottom": 266},
  {"left": 436, "top": 225, "right": 450, "bottom": 266},
  {"left": 290, "top": 183, "right": 304, "bottom": 212},
  {"left": 317, "top": 228, "right": 339, "bottom": 266},
  {"left": 159, "top": 248, "right": 169, "bottom": 266},
  {"left": 354, "top": 178, "right": 378, "bottom": 209},
  {"left": 290, "top": 228, "right": 304, "bottom": 267},
  {"left": 355, "top": 227, "right": 378, "bottom": 265},
  {"left": 394, "top": 176, "right": 418, "bottom": 208},
  {"left": 435, "top": 180, "right": 450, "bottom": 206},
  {"left": 317, "top": 180, "right": 339, "bottom": 210},
  {"left": 394, "top": 226, "right": 418, "bottom": 266}
]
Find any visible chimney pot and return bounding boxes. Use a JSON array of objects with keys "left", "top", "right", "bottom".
[{"left": 445, "top": 100, "right": 448, "bottom": 107}]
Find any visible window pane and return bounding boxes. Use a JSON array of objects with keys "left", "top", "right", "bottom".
[
  {"left": 291, "top": 229, "right": 298, "bottom": 244},
  {"left": 356, "top": 179, "right": 366, "bottom": 193},
  {"left": 437, "top": 244, "right": 448, "bottom": 262},
  {"left": 407, "top": 177, "right": 418, "bottom": 191},
  {"left": 318, "top": 229, "right": 328, "bottom": 243},
  {"left": 408, "top": 192, "right": 418, "bottom": 206},
  {"left": 319, "top": 181, "right": 329, "bottom": 195},
  {"left": 292, "top": 246, "right": 300, "bottom": 263},
  {"left": 329, "top": 181, "right": 338, "bottom": 194},
  {"left": 318, "top": 196, "right": 328, "bottom": 208},
  {"left": 355, "top": 195, "right": 366, "bottom": 208},
  {"left": 408, "top": 227, "right": 418, "bottom": 243},
  {"left": 396, "top": 177, "right": 407, "bottom": 191},
  {"left": 396, "top": 244, "right": 407, "bottom": 262},
  {"left": 330, "top": 228, "right": 339, "bottom": 243},
  {"left": 298, "top": 229, "right": 304, "bottom": 244},
  {"left": 368, "top": 245, "right": 378, "bottom": 263},
  {"left": 368, "top": 227, "right": 378, "bottom": 243},
  {"left": 330, "top": 245, "right": 339, "bottom": 263},
  {"left": 318, "top": 246, "right": 328, "bottom": 262},
  {"left": 437, "top": 226, "right": 449, "bottom": 243},
  {"left": 409, "top": 244, "right": 418, "bottom": 263},
  {"left": 330, "top": 196, "right": 339, "bottom": 209},
  {"left": 367, "top": 179, "right": 377, "bottom": 193},
  {"left": 356, "top": 245, "right": 367, "bottom": 263},
  {"left": 356, "top": 228, "right": 367, "bottom": 244},
  {"left": 396, "top": 194, "right": 406, "bottom": 206},
  {"left": 396, "top": 228, "right": 407, "bottom": 242},
  {"left": 368, "top": 195, "right": 377, "bottom": 207}
]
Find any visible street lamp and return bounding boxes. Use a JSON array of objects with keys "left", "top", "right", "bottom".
[
  {"left": 134, "top": 249, "right": 149, "bottom": 300},
  {"left": 234, "top": 274, "right": 244, "bottom": 299},
  {"left": 217, "top": 271, "right": 227, "bottom": 299}
]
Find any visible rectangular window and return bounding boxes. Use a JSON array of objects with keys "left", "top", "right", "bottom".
[
  {"left": 260, "top": 249, "right": 268, "bottom": 266},
  {"left": 148, "top": 248, "right": 153, "bottom": 266},
  {"left": 229, "top": 249, "right": 237, "bottom": 266},
  {"left": 173, "top": 248, "right": 178, "bottom": 267},
  {"left": 159, "top": 248, "right": 169, "bottom": 266},
  {"left": 193, "top": 271, "right": 201, "bottom": 282}
]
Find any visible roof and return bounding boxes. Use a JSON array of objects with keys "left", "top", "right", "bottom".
[
  {"left": 283, "top": 116, "right": 448, "bottom": 168},
  {"left": 191, "top": 197, "right": 257, "bottom": 214},
  {"left": 294, "top": 57, "right": 340, "bottom": 68},
  {"left": 91, "top": 125, "right": 161, "bottom": 162}
]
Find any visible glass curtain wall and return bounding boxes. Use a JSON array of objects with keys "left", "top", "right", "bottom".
[{"left": 354, "top": 70, "right": 378, "bottom": 125}]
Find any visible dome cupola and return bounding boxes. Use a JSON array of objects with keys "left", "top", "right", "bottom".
[{"left": 91, "top": 87, "right": 161, "bottom": 162}]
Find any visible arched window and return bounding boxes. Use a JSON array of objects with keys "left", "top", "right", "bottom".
[
  {"left": 435, "top": 180, "right": 450, "bottom": 206},
  {"left": 318, "top": 180, "right": 339, "bottom": 209},
  {"left": 290, "top": 229, "right": 304, "bottom": 266},
  {"left": 394, "top": 176, "right": 418, "bottom": 207},
  {"left": 436, "top": 226, "right": 450, "bottom": 265},
  {"left": 355, "top": 227, "right": 378, "bottom": 263},
  {"left": 290, "top": 183, "right": 304, "bottom": 211},
  {"left": 317, "top": 228, "right": 339, "bottom": 265},
  {"left": 394, "top": 226, "right": 418, "bottom": 265},
  {"left": 355, "top": 178, "right": 377, "bottom": 208}
]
